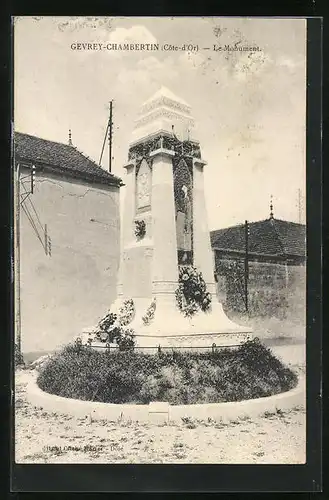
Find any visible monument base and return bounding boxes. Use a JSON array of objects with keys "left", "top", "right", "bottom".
[{"left": 110, "top": 296, "right": 253, "bottom": 351}]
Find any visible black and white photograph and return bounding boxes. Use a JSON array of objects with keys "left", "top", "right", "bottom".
[{"left": 13, "top": 16, "right": 308, "bottom": 466}]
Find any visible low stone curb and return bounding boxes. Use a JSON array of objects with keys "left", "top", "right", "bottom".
[{"left": 25, "top": 372, "right": 305, "bottom": 424}]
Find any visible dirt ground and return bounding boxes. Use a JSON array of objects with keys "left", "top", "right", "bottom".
[{"left": 14, "top": 361, "right": 306, "bottom": 465}]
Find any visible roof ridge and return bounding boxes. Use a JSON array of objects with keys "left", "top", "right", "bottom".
[
  {"left": 73, "top": 144, "right": 100, "bottom": 167},
  {"left": 15, "top": 130, "right": 121, "bottom": 182},
  {"left": 73, "top": 145, "right": 122, "bottom": 182},
  {"left": 15, "top": 131, "right": 74, "bottom": 149},
  {"left": 210, "top": 217, "right": 305, "bottom": 258},
  {"left": 273, "top": 217, "right": 305, "bottom": 226},
  {"left": 211, "top": 219, "right": 264, "bottom": 233},
  {"left": 269, "top": 218, "right": 285, "bottom": 254},
  {"left": 15, "top": 131, "right": 123, "bottom": 186},
  {"left": 211, "top": 217, "right": 306, "bottom": 233}
]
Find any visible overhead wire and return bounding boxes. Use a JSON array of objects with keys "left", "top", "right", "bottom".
[
  {"left": 20, "top": 176, "right": 48, "bottom": 253},
  {"left": 99, "top": 119, "right": 110, "bottom": 166},
  {"left": 21, "top": 202, "right": 45, "bottom": 249},
  {"left": 20, "top": 180, "right": 45, "bottom": 233}
]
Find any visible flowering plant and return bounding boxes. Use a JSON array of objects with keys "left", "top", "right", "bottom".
[
  {"left": 142, "top": 297, "right": 156, "bottom": 325},
  {"left": 93, "top": 299, "right": 136, "bottom": 350},
  {"left": 118, "top": 298, "right": 135, "bottom": 326},
  {"left": 175, "top": 265, "right": 212, "bottom": 317},
  {"left": 134, "top": 219, "right": 146, "bottom": 240},
  {"left": 97, "top": 312, "right": 117, "bottom": 335}
]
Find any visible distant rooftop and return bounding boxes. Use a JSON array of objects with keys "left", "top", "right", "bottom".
[
  {"left": 14, "top": 132, "right": 123, "bottom": 188},
  {"left": 211, "top": 218, "right": 306, "bottom": 259}
]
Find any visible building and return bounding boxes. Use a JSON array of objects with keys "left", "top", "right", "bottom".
[
  {"left": 210, "top": 215, "right": 306, "bottom": 320},
  {"left": 14, "top": 131, "right": 123, "bottom": 355}
]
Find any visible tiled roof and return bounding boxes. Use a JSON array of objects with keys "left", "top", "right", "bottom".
[
  {"left": 14, "top": 132, "right": 123, "bottom": 187},
  {"left": 210, "top": 218, "right": 306, "bottom": 258}
]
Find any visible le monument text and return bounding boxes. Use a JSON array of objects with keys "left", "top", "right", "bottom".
[{"left": 70, "top": 42, "right": 261, "bottom": 53}]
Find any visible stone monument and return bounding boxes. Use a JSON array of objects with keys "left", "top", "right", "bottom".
[{"left": 111, "top": 86, "right": 252, "bottom": 349}]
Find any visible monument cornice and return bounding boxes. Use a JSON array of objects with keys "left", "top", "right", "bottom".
[
  {"left": 129, "top": 130, "right": 200, "bottom": 148},
  {"left": 128, "top": 134, "right": 202, "bottom": 162},
  {"left": 123, "top": 159, "right": 136, "bottom": 170},
  {"left": 193, "top": 157, "right": 207, "bottom": 168},
  {"left": 134, "top": 107, "right": 195, "bottom": 129},
  {"left": 140, "top": 96, "right": 191, "bottom": 116},
  {"left": 149, "top": 147, "right": 176, "bottom": 159}
]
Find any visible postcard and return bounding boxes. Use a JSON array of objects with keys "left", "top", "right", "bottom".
[{"left": 12, "top": 15, "right": 320, "bottom": 491}]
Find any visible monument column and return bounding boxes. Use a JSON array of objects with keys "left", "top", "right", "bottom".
[
  {"left": 150, "top": 147, "right": 178, "bottom": 302},
  {"left": 106, "top": 85, "right": 252, "bottom": 348},
  {"left": 193, "top": 158, "right": 217, "bottom": 297},
  {"left": 118, "top": 160, "right": 136, "bottom": 298}
]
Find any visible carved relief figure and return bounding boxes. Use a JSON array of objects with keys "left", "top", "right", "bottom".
[{"left": 136, "top": 159, "right": 151, "bottom": 210}]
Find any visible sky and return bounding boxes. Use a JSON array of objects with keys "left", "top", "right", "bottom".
[{"left": 14, "top": 17, "right": 306, "bottom": 229}]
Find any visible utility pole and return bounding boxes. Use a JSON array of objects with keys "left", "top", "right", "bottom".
[
  {"left": 244, "top": 220, "right": 249, "bottom": 314},
  {"left": 108, "top": 100, "right": 113, "bottom": 173},
  {"left": 99, "top": 100, "right": 113, "bottom": 170},
  {"left": 14, "top": 163, "right": 21, "bottom": 355}
]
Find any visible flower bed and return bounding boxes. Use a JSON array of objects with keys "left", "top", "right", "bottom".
[{"left": 37, "top": 339, "right": 298, "bottom": 405}]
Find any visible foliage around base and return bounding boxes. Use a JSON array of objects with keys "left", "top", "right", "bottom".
[{"left": 37, "top": 338, "right": 298, "bottom": 405}]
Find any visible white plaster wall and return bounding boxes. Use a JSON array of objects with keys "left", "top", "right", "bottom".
[{"left": 19, "top": 168, "right": 120, "bottom": 354}]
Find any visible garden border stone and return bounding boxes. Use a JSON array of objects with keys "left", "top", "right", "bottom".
[{"left": 25, "top": 372, "right": 305, "bottom": 424}]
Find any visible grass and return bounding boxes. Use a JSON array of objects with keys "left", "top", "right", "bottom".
[{"left": 36, "top": 338, "right": 298, "bottom": 405}]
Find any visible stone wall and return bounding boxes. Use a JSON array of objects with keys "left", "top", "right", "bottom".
[
  {"left": 215, "top": 256, "right": 306, "bottom": 323},
  {"left": 19, "top": 168, "right": 120, "bottom": 354}
]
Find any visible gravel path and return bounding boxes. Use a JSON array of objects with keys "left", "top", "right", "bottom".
[{"left": 15, "top": 367, "right": 306, "bottom": 464}]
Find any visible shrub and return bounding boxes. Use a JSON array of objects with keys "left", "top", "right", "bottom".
[
  {"left": 116, "top": 328, "right": 135, "bottom": 352},
  {"left": 37, "top": 338, "right": 298, "bottom": 405}
]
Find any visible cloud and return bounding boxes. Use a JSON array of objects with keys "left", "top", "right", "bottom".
[
  {"left": 51, "top": 21, "right": 158, "bottom": 55},
  {"left": 138, "top": 56, "right": 164, "bottom": 72},
  {"left": 117, "top": 67, "right": 150, "bottom": 87},
  {"left": 178, "top": 51, "right": 207, "bottom": 72},
  {"left": 93, "top": 25, "right": 159, "bottom": 61},
  {"left": 111, "top": 53, "right": 178, "bottom": 102},
  {"left": 57, "top": 17, "right": 113, "bottom": 32},
  {"left": 108, "top": 25, "right": 157, "bottom": 45},
  {"left": 233, "top": 50, "right": 272, "bottom": 82},
  {"left": 276, "top": 55, "right": 304, "bottom": 71},
  {"left": 137, "top": 55, "right": 177, "bottom": 81}
]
